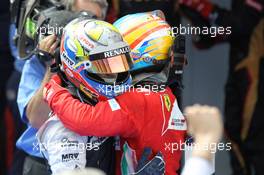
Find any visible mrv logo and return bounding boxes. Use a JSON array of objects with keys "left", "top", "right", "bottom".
[
  {"left": 62, "top": 153, "right": 79, "bottom": 162},
  {"left": 62, "top": 52, "right": 75, "bottom": 69},
  {"left": 104, "top": 46, "right": 130, "bottom": 58}
]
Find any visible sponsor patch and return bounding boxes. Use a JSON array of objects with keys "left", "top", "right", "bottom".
[
  {"left": 62, "top": 51, "right": 75, "bottom": 69},
  {"left": 60, "top": 137, "right": 79, "bottom": 148},
  {"left": 104, "top": 46, "right": 130, "bottom": 58},
  {"left": 168, "top": 101, "right": 187, "bottom": 131},
  {"left": 108, "top": 99, "right": 121, "bottom": 111},
  {"left": 163, "top": 94, "right": 171, "bottom": 111},
  {"left": 78, "top": 34, "right": 95, "bottom": 50},
  {"left": 61, "top": 153, "right": 79, "bottom": 162}
]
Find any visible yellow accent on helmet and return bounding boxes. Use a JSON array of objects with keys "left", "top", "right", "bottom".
[
  {"left": 95, "top": 20, "right": 119, "bottom": 33},
  {"left": 114, "top": 12, "right": 175, "bottom": 71},
  {"left": 73, "top": 39, "right": 86, "bottom": 57},
  {"left": 85, "top": 20, "right": 120, "bottom": 42},
  {"left": 85, "top": 27, "right": 104, "bottom": 42}
]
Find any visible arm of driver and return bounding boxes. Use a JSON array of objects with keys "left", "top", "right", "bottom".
[{"left": 49, "top": 89, "right": 135, "bottom": 137}]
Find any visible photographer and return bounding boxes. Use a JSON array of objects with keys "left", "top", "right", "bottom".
[{"left": 16, "top": 1, "right": 107, "bottom": 175}]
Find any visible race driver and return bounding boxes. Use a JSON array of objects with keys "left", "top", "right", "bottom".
[
  {"left": 37, "top": 17, "right": 165, "bottom": 175},
  {"left": 43, "top": 12, "right": 187, "bottom": 175}
]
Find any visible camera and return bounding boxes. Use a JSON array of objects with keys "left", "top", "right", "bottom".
[{"left": 12, "top": 0, "right": 97, "bottom": 60}]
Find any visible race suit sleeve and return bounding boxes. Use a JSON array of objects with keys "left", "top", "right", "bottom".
[
  {"left": 37, "top": 116, "right": 88, "bottom": 174},
  {"left": 46, "top": 84, "right": 136, "bottom": 138},
  {"left": 181, "top": 157, "right": 213, "bottom": 175}
]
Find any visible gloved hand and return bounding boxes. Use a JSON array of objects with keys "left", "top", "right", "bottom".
[
  {"left": 43, "top": 74, "right": 65, "bottom": 106},
  {"left": 178, "top": 0, "right": 214, "bottom": 19},
  {"left": 133, "top": 148, "right": 165, "bottom": 175}
]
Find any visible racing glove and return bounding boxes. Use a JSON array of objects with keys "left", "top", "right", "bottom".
[
  {"left": 43, "top": 74, "right": 66, "bottom": 106},
  {"left": 178, "top": 0, "right": 215, "bottom": 20},
  {"left": 133, "top": 148, "right": 165, "bottom": 175}
]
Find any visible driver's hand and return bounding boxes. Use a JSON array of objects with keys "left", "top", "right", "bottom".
[{"left": 133, "top": 147, "right": 165, "bottom": 175}]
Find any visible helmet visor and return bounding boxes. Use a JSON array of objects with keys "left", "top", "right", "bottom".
[
  {"left": 91, "top": 53, "right": 131, "bottom": 73},
  {"left": 88, "top": 42, "right": 133, "bottom": 74}
]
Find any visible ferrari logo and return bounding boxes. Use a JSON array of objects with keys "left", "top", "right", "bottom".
[{"left": 164, "top": 94, "right": 171, "bottom": 112}]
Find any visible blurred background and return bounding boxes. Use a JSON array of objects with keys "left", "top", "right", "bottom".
[{"left": 182, "top": 1, "right": 231, "bottom": 174}]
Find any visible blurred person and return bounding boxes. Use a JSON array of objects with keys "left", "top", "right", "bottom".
[
  {"left": 178, "top": 0, "right": 264, "bottom": 174},
  {"left": 62, "top": 0, "right": 108, "bottom": 19},
  {"left": 181, "top": 105, "right": 223, "bottom": 175},
  {"left": 8, "top": 2, "right": 73, "bottom": 175},
  {"left": 43, "top": 12, "right": 186, "bottom": 175},
  {"left": 16, "top": 1, "right": 108, "bottom": 175}
]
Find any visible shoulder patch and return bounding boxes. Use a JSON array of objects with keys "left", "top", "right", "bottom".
[
  {"left": 168, "top": 101, "right": 187, "bottom": 131},
  {"left": 108, "top": 99, "right": 121, "bottom": 111}
]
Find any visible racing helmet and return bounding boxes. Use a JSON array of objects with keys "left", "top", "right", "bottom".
[
  {"left": 60, "top": 18, "right": 133, "bottom": 102},
  {"left": 113, "top": 11, "right": 175, "bottom": 73}
]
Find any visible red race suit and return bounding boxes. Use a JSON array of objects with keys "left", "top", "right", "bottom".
[{"left": 45, "top": 84, "right": 187, "bottom": 175}]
